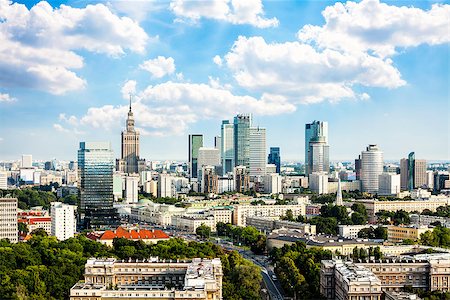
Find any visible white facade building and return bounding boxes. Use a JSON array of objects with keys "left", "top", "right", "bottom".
[
  {"left": 197, "top": 147, "right": 221, "bottom": 178},
  {"left": 309, "top": 172, "right": 329, "bottom": 194},
  {"left": 51, "top": 202, "right": 76, "bottom": 241},
  {"left": 0, "top": 198, "right": 18, "bottom": 243},
  {"left": 158, "top": 173, "right": 174, "bottom": 198},
  {"left": 233, "top": 204, "right": 306, "bottom": 227},
  {"left": 0, "top": 171, "right": 7, "bottom": 189},
  {"left": 361, "top": 144, "right": 384, "bottom": 193},
  {"left": 378, "top": 173, "right": 401, "bottom": 196},
  {"left": 21, "top": 154, "right": 32, "bottom": 168},
  {"left": 249, "top": 127, "right": 266, "bottom": 177},
  {"left": 264, "top": 173, "right": 282, "bottom": 194},
  {"left": 221, "top": 121, "right": 235, "bottom": 174},
  {"left": 338, "top": 225, "right": 377, "bottom": 239},
  {"left": 124, "top": 174, "right": 139, "bottom": 203}
]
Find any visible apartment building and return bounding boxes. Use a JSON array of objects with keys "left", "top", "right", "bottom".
[
  {"left": 232, "top": 204, "right": 306, "bottom": 226},
  {"left": 0, "top": 197, "right": 18, "bottom": 243},
  {"left": 70, "top": 257, "right": 223, "bottom": 300},
  {"left": 387, "top": 225, "right": 432, "bottom": 243}
]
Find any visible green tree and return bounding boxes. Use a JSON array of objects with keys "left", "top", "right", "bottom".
[{"left": 196, "top": 224, "right": 211, "bottom": 239}]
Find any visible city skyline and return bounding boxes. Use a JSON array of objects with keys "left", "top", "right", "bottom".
[{"left": 0, "top": 0, "right": 448, "bottom": 161}]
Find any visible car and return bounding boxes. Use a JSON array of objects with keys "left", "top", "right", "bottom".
[{"left": 271, "top": 274, "right": 277, "bottom": 281}]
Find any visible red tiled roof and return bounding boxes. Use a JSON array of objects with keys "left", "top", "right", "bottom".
[
  {"left": 18, "top": 217, "right": 52, "bottom": 225},
  {"left": 99, "top": 226, "right": 169, "bottom": 241}
]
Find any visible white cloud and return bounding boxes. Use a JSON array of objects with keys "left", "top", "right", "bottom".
[
  {"left": 297, "top": 0, "right": 450, "bottom": 57},
  {"left": 108, "top": 0, "right": 166, "bottom": 22},
  {"left": 170, "top": 0, "right": 278, "bottom": 28},
  {"left": 53, "top": 123, "right": 70, "bottom": 133},
  {"left": 0, "top": 93, "right": 17, "bottom": 103},
  {"left": 224, "top": 36, "right": 405, "bottom": 104},
  {"left": 0, "top": 137, "right": 3, "bottom": 142},
  {"left": 121, "top": 80, "right": 137, "bottom": 99},
  {"left": 139, "top": 56, "right": 176, "bottom": 78},
  {"left": 60, "top": 80, "right": 295, "bottom": 136},
  {"left": 0, "top": 0, "right": 149, "bottom": 94},
  {"left": 213, "top": 55, "right": 223, "bottom": 66}
]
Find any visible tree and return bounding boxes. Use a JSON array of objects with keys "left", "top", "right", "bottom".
[
  {"left": 352, "top": 247, "right": 359, "bottom": 261},
  {"left": 18, "top": 222, "right": 29, "bottom": 234},
  {"left": 196, "top": 224, "right": 211, "bottom": 239},
  {"left": 309, "top": 216, "right": 338, "bottom": 235},
  {"left": 374, "top": 246, "right": 383, "bottom": 260},
  {"left": 359, "top": 248, "right": 368, "bottom": 260},
  {"left": 374, "top": 227, "right": 388, "bottom": 240},
  {"left": 282, "top": 209, "right": 295, "bottom": 221},
  {"left": 351, "top": 212, "right": 366, "bottom": 225}
]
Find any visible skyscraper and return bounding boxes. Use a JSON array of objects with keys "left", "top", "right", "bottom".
[
  {"left": 360, "top": 144, "right": 384, "bottom": 194},
  {"left": 305, "top": 121, "right": 328, "bottom": 175},
  {"left": 78, "top": 142, "right": 117, "bottom": 228},
  {"left": 117, "top": 99, "right": 145, "bottom": 174},
  {"left": 197, "top": 147, "right": 221, "bottom": 178},
  {"left": 249, "top": 127, "right": 266, "bottom": 177},
  {"left": 21, "top": 154, "right": 32, "bottom": 168},
  {"left": 221, "top": 120, "right": 234, "bottom": 174},
  {"left": 234, "top": 114, "right": 251, "bottom": 168},
  {"left": 188, "top": 134, "right": 203, "bottom": 178},
  {"left": 400, "top": 152, "right": 427, "bottom": 191},
  {"left": 308, "top": 136, "right": 330, "bottom": 175},
  {"left": 268, "top": 147, "right": 281, "bottom": 174}
]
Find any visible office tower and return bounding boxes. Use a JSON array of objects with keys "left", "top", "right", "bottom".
[
  {"left": 268, "top": 147, "right": 281, "bottom": 174},
  {"left": 124, "top": 174, "right": 139, "bottom": 203},
  {"left": 214, "top": 136, "right": 221, "bottom": 154},
  {"left": 414, "top": 159, "right": 427, "bottom": 189},
  {"left": 234, "top": 166, "right": 249, "bottom": 193},
  {"left": 400, "top": 153, "right": 427, "bottom": 191},
  {"left": 188, "top": 134, "right": 203, "bottom": 178},
  {"left": 0, "top": 198, "right": 18, "bottom": 243},
  {"left": 234, "top": 114, "right": 251, "bottom": 168},
  {"left": 360, "top": 144, "right": 383, "bottom": 193},
  {"left": 0, "top": 171, "right": 7, "bottom": 189},
  {"left": 158, "top": 173, "right": 173, "bottom": 198},
  {"left": 51, "top": 202, "right": 76, "bottom": 241},
  {"left": 221, "top": 120, "right": 235, "bottom": 174},
  {"left": 117, "top": 99, "right": 145, "bottom": 174},
  {"left": 69, "top": 161, "right": 78, "bottom": 171},
  {"left": 44, "top": 161, "right": 53, "bottom": 170},
  {"left": 21, "top": 154, "right": 32, "bottom": 168},
  {"left": 202, "top": 166, "right": 218, "bottom": 194},
  {"left": 426, "top": 170, "right": 434, "bottom": 189},
  {"left": 78, "top": 142, "right": 117, "bottom": 228},
  {"left": 378, "top": 173, "right": 401, "bottom": 196},
  {"left": 308, "top": 136, "right": 330, "bottom": 175},
  {"left": 197, "top": 147, "right": 221, "bottom": 177},
  {"left": 335, "top": 178, "right": 343, "bottom": 206},
  {"left": 249, "top": 127, "right": 266, "bottom": 177},
  {"left": 305, "top": 121, "right": 328, "bottom": 174},
  {"left": 355, "top": 156, "right": 362, "bottom": 180},
  {"left": 309, "top": 172, "right": 328, "bottom": 195}
]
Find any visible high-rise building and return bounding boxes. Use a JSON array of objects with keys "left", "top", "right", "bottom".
[
  {"left": 124, "top": 174, "right": 139, "bottom": 203},
  {"left": 234, "top": 114, "right": 251, "bottom": 168},
  {"left": 0, "top": 197, "right": 18, "bottom": 243},
  {"left": 21, "top": 154, "right": 32, "bottom": 168},
  {"left": 201, "top": 166, "right": 218, "bottom": 194},
  {"left": 378, "top": 173, "right": 401, "bottom": 196},
  {"left": 234, "top": 166, "right": 249, "bottom": 193},
  {"left": 249, "top": 127, "right": 266, "bottom": 177},
  {"left": 78, "top": 142, "right": 117, "bottom": 228},
  {"left": 0, "top": 171, "right": 7, "bottom": 189},
  {"left": 355, "top": 156, "right": 362, "bottom": 180},
  {"left": 400, "top": 153, "right": 427, "bottom": 191},
  {"left": 214, "top": 136, "right": 221, "bottom": 155},
  {"left": 188, "top": 134, "right": 203, "bottom": 178},
  {"left": 197, "top": 147, "right": 221, "bottom": 178},
  {"left": 221, "top": 120, "right": 234, "bottom": 174},
  {"left": 360, "top": 144, "right": 383, "bottom": 194},
  {"left": 268, "top": 147, "right": 281, "bottom": 174},
  {"left": 308, "top": 136, "right": 330, "bottom": 175},
  {"left": 51, "top": 202, "right": 76, "bottom": 241},
  {"left": 117, "top": 99, "right": 145, "bottom": 174},
  {"left": 158, "top": 173, "right": 173, "bottom": 198},
  {"left": 305, "top": 121, "right": 328, "bottom": 174}
]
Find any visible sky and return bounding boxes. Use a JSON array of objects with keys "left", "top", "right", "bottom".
[{"left": 0, "top": 0, "right": 449, "bottom": 162}]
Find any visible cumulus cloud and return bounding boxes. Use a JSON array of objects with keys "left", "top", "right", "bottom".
[
  {"left": 0, "top": 0, "right": 149, "bottom": 94},
  {"left": 59, "top": 80, "right": 295, "bottom": 136},
  {"left": 121, "top": 80, "right": 137, "bottom": 98},
  {"left": 213, "top": 55, "right": 223, "bottom": 66},
  {"left": 0, "top": 93, "right": 17, "bottom": 103},
  {"left": 139, "top": 56, "right": 176, "bottom": 78},
  {"left": 297, "top": 0, "right": 450, "bottom": 57},
  {"left": 170, "top": 0, "right": 278, "bottom": 28}
]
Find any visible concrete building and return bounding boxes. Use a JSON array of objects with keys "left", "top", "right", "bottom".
[
  {"left": 21, "top": 154, "right": 32, "bottom": 168},
  {"left": 70, "top": 257, "right": 223, "bottom": 300},
  {"left": 51, "top": 202, "right": 76, "bottom": 241},
  {"left": 234, "top": 166, "right": 249, "bottom": 193},
  {"left": 338, "top": 225, "right": 376, "bottom": 239},
  {"left": 221, "top": 120, "right": 234, "bottom": 174},
  {"left": 233, "top": 204, "right": 305, "bottom": 227},
  {"left": 249, "top": 127, "right": 267, "bottom": 177},
  {"left": 414, "top": 159, "right": 427, "bottom": 189},
  {"left": 387, "top": 225, "right": 432, "bottom": 243},
  {"left": 18, "top": 209, "right": 52, "bottom": 235},
  {"left": 309, "top": 172, "right": 328, "bottom": 194},
  {"left": 0, "top": 171, "right": 7, "bottom": 189},
  {"left": 172, "top": 215, "right": 216, "bottom": 233},
  {"left": 378, "top": 173, "right": 401, "bottom": 196},
  {"left": 0, "top": 198, "right": 18, "bottom": 242},
  {"left": 246, "top": 217, "right": 316, "bottom": 234},
  {"left": 124, "top": 174, "right": 139, "bottom": 203},
  {"left": 361, "top": 145, "right": 384, "bottom": 193},
  {"left": 264, "top": 173, "right": 282, "bottom": 194},
  {"left": 328, "top": 180, "right": 361, "bottom": 193},
  {"left": 201, "top": 166, "right": 218, "bottom": 194},
  {"left": 158, "top": 173, "right": 174, "bottom": 198},
  {"left": 197, "top": 147, "right": 220, "bottom": 178}
]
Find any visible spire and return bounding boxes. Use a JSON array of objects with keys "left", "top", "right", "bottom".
[
  {"left": 129, "top": 94, "right": 132, "bottom": 112},
  {"left": 336, "top": 178, "right": 343, "bottom": 206}
]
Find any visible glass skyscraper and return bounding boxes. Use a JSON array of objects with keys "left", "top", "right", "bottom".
[
  {"left": 78, "top": 142, "right": 117, "bottom": 228},
  {"left": 305, "top": 120, "right": 328, "bottom": 175},
  {"left": 234, "top": 114, "right": 251, "bottom": 167},
  {"left": 268, "top": 147, "right": 281, "bottom": 174},
  {"left": 221, "top": 120, "right": 234, "bottom": 174},
  {"left": 188, "top": 134, "right": 203, "bottom": 178}
]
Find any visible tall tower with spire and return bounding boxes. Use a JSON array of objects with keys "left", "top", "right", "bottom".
[
  {"left": 117, "top": 96, "right": 145, "bottom": 174},
  {"left": 335, "top": 178, "right": 343, "bottom": 206}
]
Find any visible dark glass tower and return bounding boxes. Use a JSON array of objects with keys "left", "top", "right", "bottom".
[
  {"left": 188, "top": 134, "right": 203, "bottom": 178},
  {"left": 268, "top": 147, "right": 281, "bottom": 173},
  {"left": 234, "top": 114, "right": 251, "bottom": 167},
  {"left": 407, "top": 152, "right": 415, "bottom": 191}
]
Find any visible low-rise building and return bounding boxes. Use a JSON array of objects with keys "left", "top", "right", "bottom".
[
  {"left": 338, "top": 225, "right": 376, "bottom": 239},
  {"left": 387, "top": 225, "right": 432, "bottom": 243},
  {"left": 70, "top": 257, "right": 223, "bottom": 300},
  {"left": 232, "top": 203, "right": 306, "bottom": 227},
  {"left": 172, "top": 215, "right": 216, "bottom": 233},
  {"left": 87, "top": 226, "right": 170, "bottom": 247},
  {"left": 246, "top": 217, "right": 316, "bottom": 234}
]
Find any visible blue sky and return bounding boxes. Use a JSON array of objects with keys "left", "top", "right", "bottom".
[{"left": 0, "top": 0, "right": 448, "bottom": 162}]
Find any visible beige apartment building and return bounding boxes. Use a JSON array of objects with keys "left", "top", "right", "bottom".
[
  {"left": 70, "top": 257, "right": 223, "bottom": 300},
  {"left": 232, "top": 204, "right": 305, "bottom": 226},
  {"left": 387, "top": 225, "right": 432, "bottom": 243}
]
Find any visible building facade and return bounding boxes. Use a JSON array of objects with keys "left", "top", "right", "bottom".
[
  {"left": 305, "top": 121, "right": 328, "bottom": 175},
  {"left": 233, "top": 114, "right": 251, "bottom": 168},
  {"left": 268, "top": 147, "right": 281, "bottom": 174},
  {"left": 0, "top": 197, "right": 18, "bottom": 243},
  {"left": 51, "top": 202, "right": 76, "bottom": 241},
  {"left": 221, "top": 120, "right": 234, "bottom": 175},
  {"left": 188, "top": 134, "right": 203, "bottom": 179},
  {"left": 249, "top": 127, "right": 266, "bottom": 177},
  {"left": 361, "top": 145, "right": 384, "bottom": 193}
]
